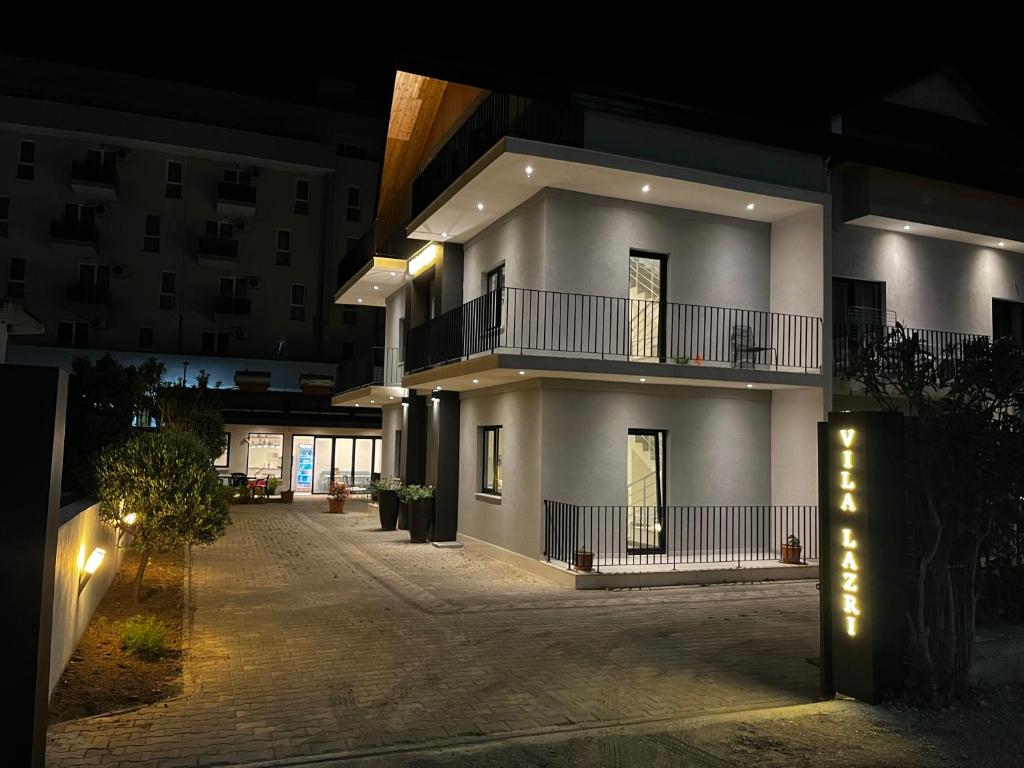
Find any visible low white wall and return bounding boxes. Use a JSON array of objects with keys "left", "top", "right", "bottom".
[{"left": 49, "top": 500, "right": 125, "bottom": 698}]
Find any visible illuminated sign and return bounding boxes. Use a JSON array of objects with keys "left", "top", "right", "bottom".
[{"left": 837, "top": 427, "right": 861, "bottom": 638}]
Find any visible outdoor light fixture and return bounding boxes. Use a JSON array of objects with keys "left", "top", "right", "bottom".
[
  {"left": 357, "top": 298, "right": 363, "bottom": 303},
  {"left": 78, "top": 547, "right": 106, "bottom": 593},
  {"left": 408, "top": 243, "right": 438, "bottom": 276},
  {"left": 746, "top": 202, "right": 756, "bottom": 210},
  {"left": 525, "top": 165, "right": 534, "bottom": 176},
  {"left": 747, "top": 384, "right": 754, "bottom": 388},
  {"left": 373, "top": 285, "right": 379, "bottom": 290},
  {"left": 432, "top": 397, "right": 440, "bottom": 403},
  {"left": 641, "top": 184, "right": 650, "bottom": 193},
  {"left": 442, "top": 231, "right": 448, "bottom": 238},
  {"left": 389, "top": 395, "right": 395, "bottom": 400},
  {"left": 518, "top": 370, "right": 525, "bottom": 375},
  {"left": 999, "top": 242, "right": 1006, "bottom": 247},
  {"left": 434, "top": 386, "right": 441, "bottom": 391},
  {"left": 639, "top": 377, "right": 646, "bottom": 382},
  {"left": 370, "top": 399, "right": 375, "bottom": 404},
  {"left": 122, "top": 512, "right": 138, "bottom": 526},
  {"left": 472, "top": 379, "right": 479, "bottom": 384},
  {"left": 476, "top": 202, "right": 485, "bottom": 211},
  {"left": 903, "top": 224, "right": 911, "bottom": 231}
]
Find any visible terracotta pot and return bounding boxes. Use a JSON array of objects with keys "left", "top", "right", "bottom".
[
  {"left": 328, "top": 498, "right": 346, "bottom": 514},
  {"left": 378, "top": 489, "right": 399, "bottom": 530},
  {"left": 408, "top": 498, "right": 434, "bottom": 543},
  {"left": 781, "top": 544, "right": 803, "bottom": 564},
  {"left": 574, "top": 550, "right": 594, "bottom": 572},
  {"left": 279, "top": 490, "right": 294, "bottom": 504}
]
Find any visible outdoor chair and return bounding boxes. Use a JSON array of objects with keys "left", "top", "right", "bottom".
[{"left": 731, "top": 324, "right": 777, "bottom": 370}]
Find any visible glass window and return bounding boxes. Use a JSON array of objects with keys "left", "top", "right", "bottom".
[
  {"left": 481, "top": 426, "right": 503, "bottom": 495},
  {"left": 626, "top": 429, "right": 666, "bottom": 554},
  {"left": 291, "top": 435, "right": 315, "bottom": 493},
  {"left": 276, "top": 229, "right": 291, "bottom": 266},
  {"left": 294, "top": 179, "right": 310, "bottom": 215},
  {"left": 246, "top": 433, "right": 283, "bottom": 479},
  {"left": 165, "top": 160, "right": 183, "bottom": 198},
  {"left": 7, "top": 257, "right": 25, "bottom": 298},
  {"left": 17, "top": 140, "right": 35, "bottom": 180},
  {"left": 160, "top": 271, "right": 176, "bottom": 310},
  {"left": 346, "top": 186, "right": 360, "bottom": 222},
  {"left": 485, "top": 264, "right": 505, "bottom": 329},
  {"left": 993, "top": 298, "right": 1024, "bottom": 345},
  {"left": 201, "top": 330, "right": 229, "bottom": 355},
  {"left": 290, "top": 283, "right": 305, "bottom": 321},
  {"left": 143, "top": 214, "right": 160, "bottom": 253}
]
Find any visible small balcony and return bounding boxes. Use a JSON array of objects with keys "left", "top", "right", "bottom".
[
  {"left": 50, "top": 220, "right": 100, "bottom": 255},
  {"left": 833, "top": 320, "right": 988, "bottom": 377},
  {"left": 66, "top": 282, "right": 111, "bottom": 304},
  {"left": 403, "top": 287, "right": 823, "bottom": 389},
  {"left": 214, "top": 295, "right": 252, "bottom": 318},
  {"left": 70, "top": 161, "right": 119, "bottom": 200},
  {"left": 216, "top": 182, "right": 258, "bottom": 217},
  {"left": 197, "top": 236, "right": 239, "bottom": 268},
  {"left": 332, "top": 347, "right": 404, "bottom": 407}
]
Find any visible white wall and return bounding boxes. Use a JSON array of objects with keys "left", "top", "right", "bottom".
[
  {"left": 462, "top": 194, "right": 546, "bottom": 301},
  {"left": 458, "top": 385, "right": 543, "bottom": 558},
  {"left": 380, "top": 403, "right": 403, "bottom": 478},
  {"left": 770, "top": 388, "right": 824, "bottom": 506},
  {"left": 771, "top": 208, "right": 824, "bottom": 318},
  {"left": 50, "top": 500, "right": 125, "bottom": 698},
  {"left": 834, "top": 225, "right": 1024, "bottom": 335}
]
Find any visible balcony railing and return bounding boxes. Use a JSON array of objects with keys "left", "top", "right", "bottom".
[
  {"left": 198, "top": 236, "right": 239, "bottom": 260},
  {"left": 833, "top": 321, "right": 988, "bottom": 374},
  {"left": 66, "top": 282, "right": 110, "bottom": 303},
  {"left": 405, "top": 287, "right": 823, "bottom": 374},
  {"left": 411, "top": 92, "right": 584, "bottom": 219},
  {"left": 71, "top": 161, "right": 118, "bottom": 187},
  {"left": 544, "top": 500, "right": 819, "bottom": 571},
  {"left": 217, "top": 181, "right": 257, "bottom": 205},
  {"left": 50, "top": 219, "right": 100, "bottom": 247},
  {"left": 215, "top": 295, "right": 252, "bottom": 316},
  {"left": 336, "top": 347, "right": 403, "bottom": 393}
]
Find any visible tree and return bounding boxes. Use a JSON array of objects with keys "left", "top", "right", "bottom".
[
  {"left": 843, "top": 325, "right": 1024, "bottom": 706},
  {"left": 94, "top": 429, "right": 231, "bottom": 600},
  {"left": 155, "top": 369, "right": 226, "bottom": 460}
]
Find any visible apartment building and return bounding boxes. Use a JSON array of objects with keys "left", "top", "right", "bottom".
[
  {"left": 335, "top": 74, "right": 829, "bottom": 582},
  {"left": 0, "top": 56, "right": 386, "bottom": 492}
]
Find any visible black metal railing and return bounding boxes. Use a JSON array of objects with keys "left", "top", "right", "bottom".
[
  {"left": 405, "top": 287, "right": 822, "bottom": 374},
  {"left": 215, "top": 295, "right": 252, "bottom": 316},
  {"left": 50, "top": 219, "right": 100, "bottom": 246},
  {"left": 66, "top": 282, "right": 110, "bottom": 303},
  {"left": 544, "top": 500, "right": 819, "bottom": 570},
  {"left": 411, "top": 91, "right": 584, "bottom": 218},
  {"left": 336, "top": 347, "right": 403, "bottom": 393},
  {"left": 198, "top": 236, "right": 239, "bottom": 260},
  {"left": 71, "top": 161, "right": 118, "bottom": 186},
  {"left": 833, "top": 321, "right": 988, "bottom": 373},
  {"left": 217, "top": 181, "right": 257, "bottom": 205}
]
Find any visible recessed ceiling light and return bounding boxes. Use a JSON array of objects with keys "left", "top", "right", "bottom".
[
  {"left": 746, "top": 384, "right": 754, "bottom": 388},
  {"left": 389, "top": 271, "right": 396, "bottom": 277},
  {"left": 641, "top": 184, "right": 651, "bottom": 193},
  {"left": 354, "top": 403, "right": 359, "bottom": 407},
  {"left": 370, "top": 399, "right": 375, "bottom": 403},
  {"left": 903, "top": 224, "right": 911, "bottom": 231},
  {"left": 518, "top": 370, "right": 525, "bottom": 375},
  {"left": 357, "top": 298, "right": 363, "bottom": 303},
  {"left": 639, "top": 377, "right": 646, "bottom": 383},
  {"left": 746, "top": 203, "right": 756, "bottom": 211},
  {"left": 476, "top": 202, "right": 484, "bottom": 211},
  {"left": 373, "top": 285, "right": 379, "bottom": 290},
  {"left": 525, "top": 165, "right": 534, "bottom": 176},
  {"left": 442, "top": 232, "right": 448, "bottom": 238},
  {"left": 389, "top": 396, "right": 395, "bottom": 400},
  {"left": 472, "top": 378, "right": 479, "bottom": 384},
  {"left": 999, "top": 242, "right": 1006, "bottom": 247}
]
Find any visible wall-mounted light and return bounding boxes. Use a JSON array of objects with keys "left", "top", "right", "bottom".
[
  {"left": 78, "top": 548, "right": 106, "bottom": 593},
  {"left": 408, "top": 243, "right": 438, "bottom": 276}
]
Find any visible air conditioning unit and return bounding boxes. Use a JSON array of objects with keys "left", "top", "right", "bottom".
[
  {"left": 231, "top": 325, "right": 249, "bottom": 340},
  {"left": 89, "top": 315, "right": 108, "bottom": 330},
  {"left": 246, "top": 276, "right": 263, "bottom": 290},
  {"left": 111, "top": 263, "right": 130, "bottom": 279},
  {"left": 250, "top": 167, "right": 262, "bottom": 179},
  {"left": 235, "top": 220, "right": 247, "bottom": 232},
  {"left": 94, "top": 203, "right": 112, "bottom": 216}
]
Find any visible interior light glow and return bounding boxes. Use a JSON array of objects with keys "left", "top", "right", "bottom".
[
  {"left": 641, "top": 184, "right": 651, "bottom": 193},
  {"left": 83, "top": 548, "right": 106, "bottom": 575},
  {"left": 408, "top": 243, "right": 439, "bottom": 276}
]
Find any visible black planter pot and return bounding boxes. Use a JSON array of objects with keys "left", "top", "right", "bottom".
[
  {"left": 378, "top": 489, "right": 399, "bottom": 530},
  {"left": 397, "top": 500, "right": 410, "bottom": 530},
  {"left": 408, "top": 498, "right": 434, "bottom": 543}
]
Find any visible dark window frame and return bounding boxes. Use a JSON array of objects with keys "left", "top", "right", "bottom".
[
  {"left": 480, "top": 425, "right": 503, "bottom": 495},
  {"left": 165, "top": 160, "right": 183, "bottom": 199}
]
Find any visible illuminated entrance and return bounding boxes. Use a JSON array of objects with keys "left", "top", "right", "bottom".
[{"left": 290, "top": 435, "right": 381, "bottom": 494}]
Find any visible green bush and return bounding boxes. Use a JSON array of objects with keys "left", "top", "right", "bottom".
[
  {"left": 397, "top": 484, "right": 434, "bottom": 502},
  {"left": 119, "top": 615, "right": 167, "bottom": 660}
]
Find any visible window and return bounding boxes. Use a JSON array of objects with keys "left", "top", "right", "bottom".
[
  {"left": 201, "top": 330, "right": 229, "bottom": 355},
  {"left": 485, "top": 264, "right": 505, "bottom": 329},
  {"left": 143, "top": 214, "right": 160, "bottom": 253},
  {"left": 57, "top": 320, "right": 89, "bottom": 348},
  {"left": 346, "top": 186, "right": 361, "bottom": 222},
  {"left": 993, "top": 298, "right": 1024, "bottom": 345},
  {"left": 206, "top": 220, "right": 234, "bottom": 239},
  {"left": 219, "top": 276, "right": 248, "bottom": 298},
  {"left": 290, "top": 283, "right": 306, "bottom": 321},
  {"left": 159, "top": 271, "right": 177, "bottom": 310},
  {"left": 214, "top": 432, "right": 230, "bottom": 468},
  {"left": 341, "top": 341, "right": 354, "bottom": 360},
  {"left": 0, "top": 196, "right": 9, "bottom": 236},
  {"left": 342, "top": 307, "right": 357, "bottom": 325},
  {"left": 627, "top": 429, "right": 667, "bottom": 554},
  {"left": 16, "top": 140, "right": 35, "bottom": 180},
  {"left": 276, "top": 229, "right": 291, "bottom": 266},
  {"left": 165, "top": 160, "right": 183, "bottom": 198},
  {"left": 64, "top": 203, "right": 96, "bottom": 228},
  {"left": 7, "top": 257, "right": 26, "bottom": 299},
  {"left": 224, "top": 168, "right": 251, "bottom": 185},
  {"left": 246, "top": 433, "right": 283, "bottom": 479},
  {"left": 481, "top": 426, "right": 503, "bottom": 495},
  {"left": 78, "top": 263, "right": 111, "bottom": 300},
  {"left": 86, "top": 148, "right": 117, "bottom": 167},
  {"left": 138, "top": 327, "right": 154, "bottom": 351},
  {"left": 294, "top": 179, "right": 309, "bottom": 215}
]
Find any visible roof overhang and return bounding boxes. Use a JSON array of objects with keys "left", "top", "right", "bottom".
[
  {"left": 846, "top": 214, "right": 1024, "bottom": 253},
  {"left": 408, "top": 137, "right": 823, "bottom": 244},
  {"left": 331, "top": 384, "right": 405, "bottom": 408},
  {"left": 333, "top": 256, "right": 408, "bottom": 307}
]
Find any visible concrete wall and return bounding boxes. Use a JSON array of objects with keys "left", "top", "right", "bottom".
[
  {"left": 771, "top": 208, "right": 824, "bottom": 318},
  {"left": 770, "top": 388, "right": 824, "bottom": 506},
  {"left": 458, "top": 385, "right": 543, "bottom": 558},
  {"left": 380, "top": 403, "right": 403, "bottom": 478},
  {"left": 834, "top": 224, "right": 1024, "bottom": 335},
  {"left": 50, "top": 500, "right": 124, "bottom": 698},
  {"left": 462, "top": 194, "right": 546, "bottom": 302}
]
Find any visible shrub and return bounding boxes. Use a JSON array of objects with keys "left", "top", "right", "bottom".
[
  {"left": 119, "top": 615, "right": 167, "bottom": 660},
  {"left": 397, "top": 484, "right": 434, "bottom": 503},
  {"left": 376, "top": 476, "right": 403, "bottom": 491}
]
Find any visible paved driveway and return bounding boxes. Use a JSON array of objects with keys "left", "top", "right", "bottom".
[{"left": 47, "top": 497, "right": 820, "bottom": 767}]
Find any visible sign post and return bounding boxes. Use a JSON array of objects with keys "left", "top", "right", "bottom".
[{"left": 819, "top": 410, "right": 907, "bottom": 704}]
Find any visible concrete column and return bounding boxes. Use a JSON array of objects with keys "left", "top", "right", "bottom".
[
  {"left": 404, "top": 393, "right": 427, "bottom": 485},
  {"left": 433, "top": 390, "right": 460, "bottom": 541},
  {"left": 1, "top": 365, "right": 68, "bottom": 767}
]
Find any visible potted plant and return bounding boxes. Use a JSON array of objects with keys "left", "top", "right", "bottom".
[
  {"left": 327, "top": 481, "right": 351, "bottom": 513},
  {"left": 279, "top": 487, "right": 295, "bottom": 504},
  {"left": 398, "top": 484, "right": 434, "bottom": 543},
  {"left": 574, "top": 548, "right": 595, "bottom": 572},
  {"left": 266, "top": 475, "right": 281, "bottom": 498},
  {"left": 377, "top": 477, "right": 402, "bottom": 531},
  {"left": 781, "top": 534, "right": 803, "bottom": 564}
]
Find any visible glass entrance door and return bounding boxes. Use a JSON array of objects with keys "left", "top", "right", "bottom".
[
  {"left": 292, "top": 436, "right": 314, "bottom": 493},
  {"left": 300, "top": 436, "right": 382, "bottom": 494},
  {"left": 626, "top": 429, "right": 666, "bottom": 554},
  {"left": 628, "top": 251, "right": 666, "bottom": 361}
]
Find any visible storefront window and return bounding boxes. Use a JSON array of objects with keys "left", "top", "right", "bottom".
[{"left": 246, "top": 433, "right": 283, "bottom": 479}]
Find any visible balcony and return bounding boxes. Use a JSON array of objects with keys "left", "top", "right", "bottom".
[
  {"left": 216, "top": 182, "right": 258, "bottom": 217},
  {"left": 197, "top": 236, "right": 239, "bottom": 268},
  {"left": 332, "top": 347, "right": 404, "bottom": 407},
  {"left": 833, "top": 321, "right": 989, "bottom": 377},
  {"left": 70, "top": 161, "right": 119, "bottom": 200},
  {"left": 66, "top": 282, "right": 111, "bottom": 304},
  {"left": 50, "top": 220, "right": 100, "bottom": 255},
  {"left": 214, "top": 295, "right": 252, "bottom": 318},
  {"left": 403, "top": 287, "right": 823, "bottom": 389},
  {"left": 411, "top": 91, "right": 584, "bottom": 220}
]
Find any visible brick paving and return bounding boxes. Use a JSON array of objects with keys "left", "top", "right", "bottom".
[{"left": 46, "top": 497, "right": 821, "bottom": 767}]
